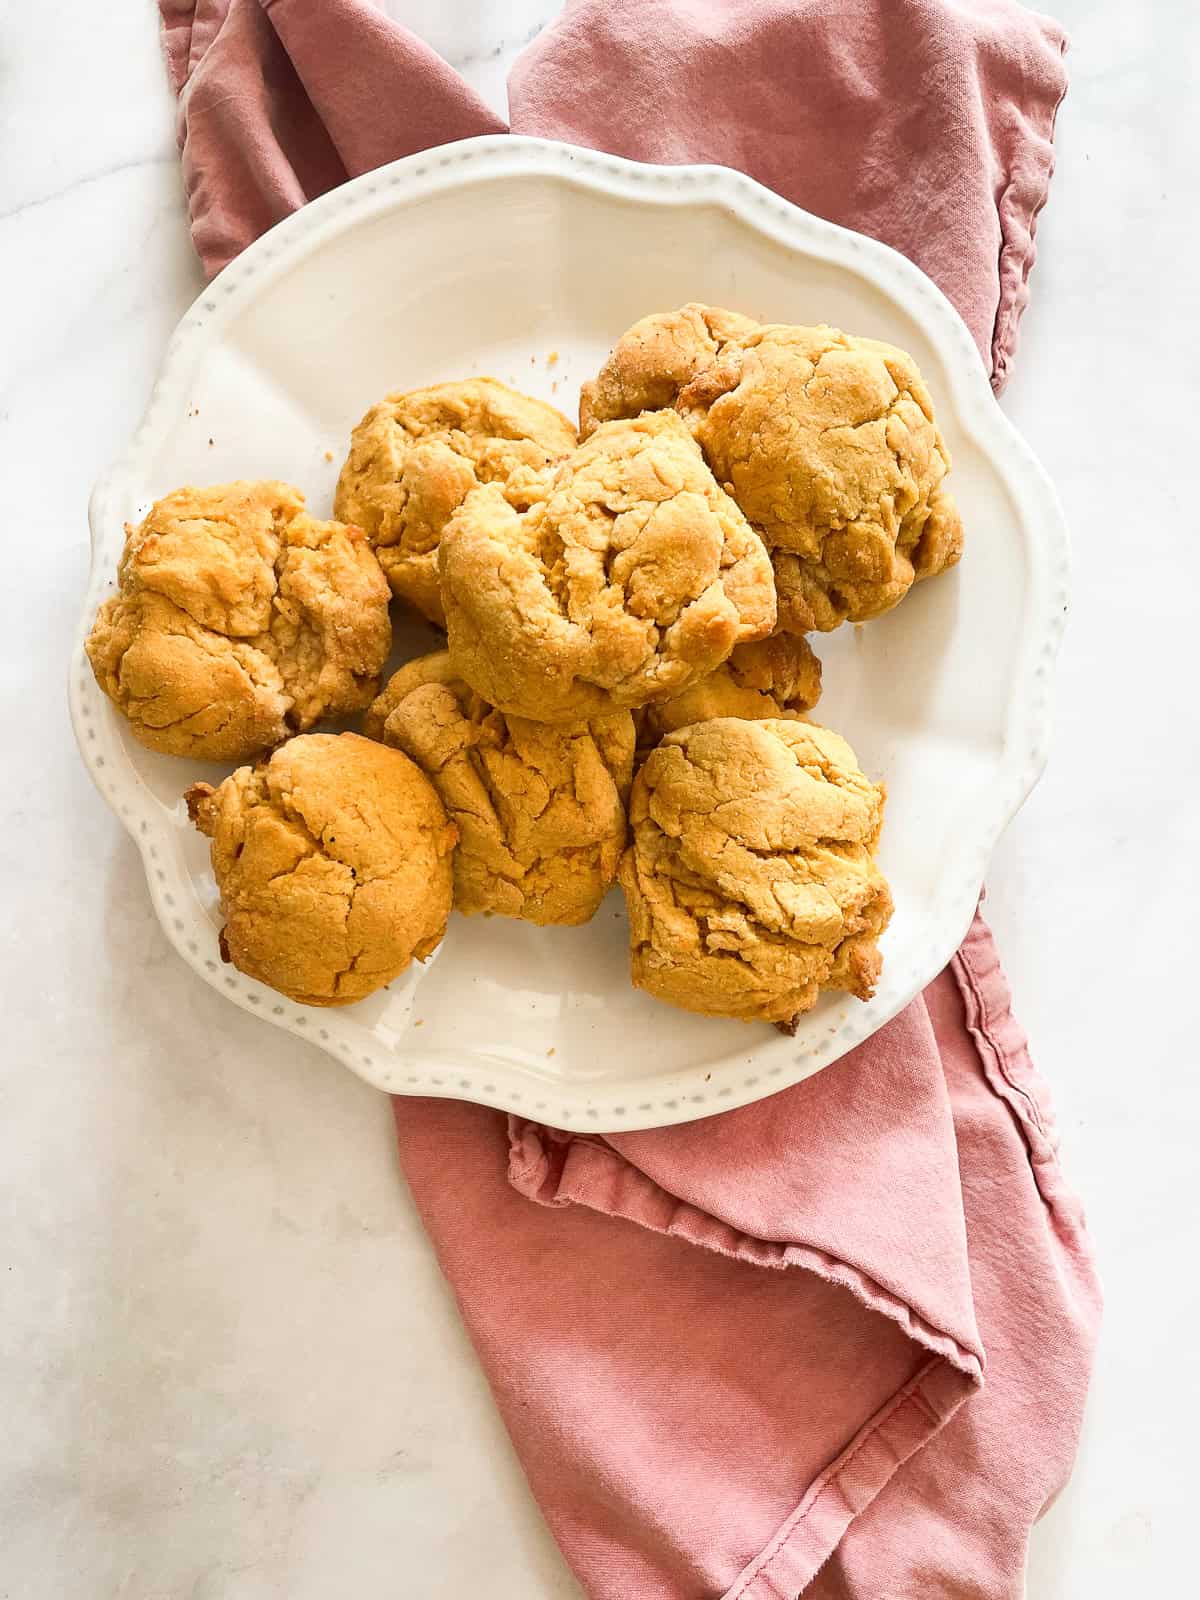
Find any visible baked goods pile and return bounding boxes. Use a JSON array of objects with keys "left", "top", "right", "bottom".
[{"left": 87, "top": 306, "right": 963, "bottom": 1027}]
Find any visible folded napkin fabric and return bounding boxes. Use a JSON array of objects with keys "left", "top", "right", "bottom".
[
  {"left": 158, "top": 3, "right": 1098, "bottom": 1596},
  {"left": 397, "top": 929, "right": 1098, "bottom": 1597}
]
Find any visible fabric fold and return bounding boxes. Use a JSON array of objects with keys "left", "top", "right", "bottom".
[
  {"left": 395, "top": 932, "right": 1100, "bottom": 1599},
  {"left": 261, "top": 0, "right": 505, "bottom": 176},
  {"left": 508, "top": 983, "right": 986, "bottom": 1379},
  {"left": 508, "top": 0, "right": 1069, "bottom": 384},
  {"left": 164, "top": 0, "right": 1068, "bottom": 388}
]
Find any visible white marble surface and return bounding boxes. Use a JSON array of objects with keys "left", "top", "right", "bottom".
[{"left": 1, "top": 0, "right": 1196, "bottom": 1593}]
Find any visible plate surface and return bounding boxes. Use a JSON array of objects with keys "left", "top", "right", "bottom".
[{"left": 70, "top": 135, "right": 1068, "bottom": 1131}]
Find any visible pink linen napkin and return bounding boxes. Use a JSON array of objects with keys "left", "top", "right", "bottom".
[
  {"left": 399, "top": 928, "right": 1098, "bottom": 1598},
  {"left": 161, "top": 0, "right": 1068, "bottom": 388},
  {"left": 158, "top": 3, "right": 1099, "bottom": 1596}
]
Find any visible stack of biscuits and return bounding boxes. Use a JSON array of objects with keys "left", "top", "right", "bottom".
[{"left": 87, "top": 305, "right": 962, "bottom": 1028}]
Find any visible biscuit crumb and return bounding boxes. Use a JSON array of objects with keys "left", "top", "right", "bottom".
[
  {"left": 547, "top": 351, "right": 559, "bottom": 367},
  {"left": 324, "top": 449, "right": 334, "bottom": 462},
  {"left": 547, "top": 1046, "right": 556, "bottom": 1057}
]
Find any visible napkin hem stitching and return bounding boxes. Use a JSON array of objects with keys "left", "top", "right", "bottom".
[{"left": 721, "top": 1355, "right": 976, "bottom": 1600}]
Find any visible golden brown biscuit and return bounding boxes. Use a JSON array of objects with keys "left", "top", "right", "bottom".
[
  {"left": 619, "top": 717, "right": 892, "bottom": 1026},
  {"left": 581, "top": 306, "right": 962, "bottom": 630},
  {"left": 361, "top": 648, "right": 463, "bottom": 743},
  {"left": 439, "top": 410, "right": 776, "bottom": 723},
  {"left": 579, "top": 303, "right": 755, "bottom": 437},
  {"left": 186, "top": 733, "right": 456, "bottom": 1006},
  {"left": 333, "top": 379, "right": 577, "bottom": 626},
  {"left": 86, "top": 482, "right": 391, "bottom": 761},
  {"left": 365, "top": 652, "right": 634, "bottom": 925},
  {"left": 771, "top": 481, "right": 964, "bottom": 633},
  {"left": 637, "top": 633, "right": 822, "bottom": 748}
]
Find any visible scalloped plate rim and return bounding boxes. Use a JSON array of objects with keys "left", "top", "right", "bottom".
[{"left": 68, "top": 134, "right": 1069, "bottom": 1132}]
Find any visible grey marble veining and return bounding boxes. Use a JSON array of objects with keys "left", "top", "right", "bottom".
[{"left": 382, "top": 0, "right": 565, "bottom": 117}]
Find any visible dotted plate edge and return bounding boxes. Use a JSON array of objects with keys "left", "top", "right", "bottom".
[{"left": 66, "top": 135, "right": 1070, "bottom": 1133}]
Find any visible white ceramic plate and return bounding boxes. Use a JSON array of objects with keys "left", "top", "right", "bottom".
[{"left": 70, "top": 135, "right": 1068, "bottom": 1131}]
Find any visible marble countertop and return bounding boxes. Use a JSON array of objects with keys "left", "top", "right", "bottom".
[{"left": 2, "top": 0, "right": 1195, "bottom": 1593}]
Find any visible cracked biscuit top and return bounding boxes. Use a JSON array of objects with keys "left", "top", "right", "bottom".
[
  {"left": 580, "top": 306, "right": 962, "bottom": 630},
  {"left": 365, "top": 652, "right": 634, "bottom": 926},
  {"left": 769, "top": 478, "right": 963, "bottom": 633},
  {"left": 85, "top": 481, "right": 391, "bottom": 762},
  {"left": 579, "top": 304, "right": 756, "bottom": 437},
  {"left": 619, "top": 717, "right": 892, "bottom": 1025},
  {"left": 637, "top": 632, "right": 822, "bottom": 750},
  {"left": 186, "top": 733, "right": 456, "bottom": 1006},
  {"left": 333, "top": 379, "right": 578, "bottom": 626},
  {"left": 438, "top": 409, "right": 776, "bottom": 723}
]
